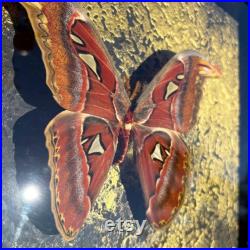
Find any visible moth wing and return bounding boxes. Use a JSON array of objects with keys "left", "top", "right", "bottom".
[
  {"left": 45, "top": 111, "right": 118, "bottom": 241},
  {"left": 21, "top": 3, "right": 130, "bottom": 121},
  {"left": 133, "top": 125, "right": 189, "bottom": 226},
  {"left": 134, "top": 50, "right": 220, "bottom": 133}
]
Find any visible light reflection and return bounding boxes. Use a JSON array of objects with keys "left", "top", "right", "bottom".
[
  {"left": 18, "top": 50, "right": 29, "bottom": 56},
  {"left": 21, "top": 184, "right": 40, "bottom": 203},
  {"left": 15, "top": 184, "right": 41, "bottom": 242}
]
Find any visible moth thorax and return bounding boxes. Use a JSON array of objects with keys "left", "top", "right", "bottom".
[
  {"left": 124, "top": 110, "right": 133, "bottom": 131},
  {"left": 124, "top": 122, "right": 132, "bottom": 131}
]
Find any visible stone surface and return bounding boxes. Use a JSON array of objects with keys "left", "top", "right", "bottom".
[{"left": 2, "top": 2, "right": 239, "bottom": 247}]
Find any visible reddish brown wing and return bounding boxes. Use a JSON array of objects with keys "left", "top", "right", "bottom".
[
  {"left": 45, "top": 111, "right": 118, "bottom": 241},
  {"left": 133, "top": 51, "right": 220, "bottom": 227},
  {"left": 133, "top": 125, "right": 188, "bottom": 227},
  {"left": 21, "top": 3, "right": 130, "bottom": 121},
  {"left": 133, "top": 51, "right": 220, "bottom": 133}
]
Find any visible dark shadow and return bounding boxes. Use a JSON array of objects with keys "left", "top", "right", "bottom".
[
  {"left": 129, "top": 50, "right": 175, "bottom": 109},
  {"left": 4, "top": 3, "right": 62, "bottom": 235},
  {"left": 3, "top": 3, "right": 36, "bottom": 54},
  {"left": 119, "top": 50, "right": 175, "bottom": 222},
  {"left": 120, "top": 156, "right": 146, "bottom": 223},
  {"left": 216, "top": 3, "right": 248, "bottom": 247},
  {"left": 129, "top": 50, "right": 175, "bottom": 87}
]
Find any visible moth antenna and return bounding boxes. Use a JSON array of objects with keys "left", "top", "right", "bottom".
[
  {"left": 130, "top": 81, "right": 141, "bottom": 101},
  {"left": 123, "top": 73, "right": 131, "bottom": 96}
]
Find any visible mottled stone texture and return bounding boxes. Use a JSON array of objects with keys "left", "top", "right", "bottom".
[{"left": 2, "top": 2, "right": 239, "bottom": 247}]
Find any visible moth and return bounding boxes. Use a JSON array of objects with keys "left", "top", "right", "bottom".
[{"left": 20, "top": 3, "right": 220, "bottom": 241}]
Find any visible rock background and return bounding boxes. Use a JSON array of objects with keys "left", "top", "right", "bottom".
[{"left": 2, "top": 2, "right": 239, "bottom": 247}]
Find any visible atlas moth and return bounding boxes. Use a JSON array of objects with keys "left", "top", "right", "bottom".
[{"left": 20, "top": 2, "right": 221, "bottom": 241}]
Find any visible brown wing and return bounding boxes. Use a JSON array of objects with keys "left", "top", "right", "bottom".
[
  {"left": 133, "top": 125, "right": 189, "bottom": 227},
  {"left": 45, "top": 111, "right": 118, "bottom": 241},
  {"left": 21, "top": 3, "right": 130, "bottom": 122},
  {"left": 133, "top": 51, "right": 221, "bottom": 133}
]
